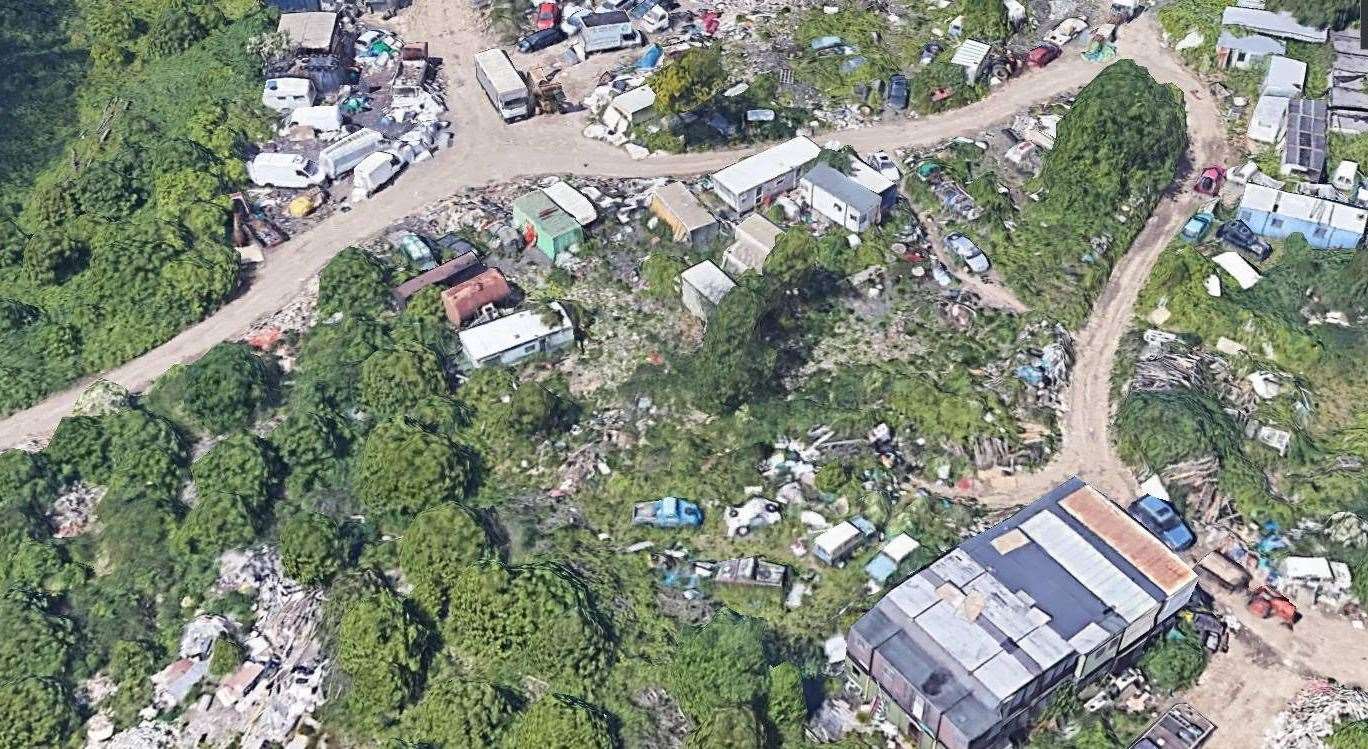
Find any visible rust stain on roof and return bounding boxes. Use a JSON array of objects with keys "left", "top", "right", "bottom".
[{"left": 1059, "top": 484, "right": 1195, "bottom": 596}]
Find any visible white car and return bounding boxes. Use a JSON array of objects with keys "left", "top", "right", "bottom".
[
  {"left": 867, "top": 151, "right": 901, "bottom": 183},
  {"left": 725, "top": 498, "right": 782, "bottom": 537},
  {"left": 946, "top": 233, "right": 990, "bottom": 274},
  {"left": 1045, "top": 17, "right": 1089, "bottom": 47}
]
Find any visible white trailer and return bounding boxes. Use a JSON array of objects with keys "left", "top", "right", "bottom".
[
  {"left": 576, "top": 11, "right": 642, "bottom": 56},
  {"left": 247, "top": 153, "right": 326, "bottom": 189},
  {"left": 262, "top": 78, "right": 316, "bottom": 113},
  {"left": 473, "top": 48, "right": 532, "bottom": 122},
  {"left": 317, "top": 127, "right": 386, "bottom": 179}
]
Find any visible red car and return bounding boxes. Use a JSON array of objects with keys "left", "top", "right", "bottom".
[
  {"left": 535, "top": 1, "right": 560, "bottom": 30},
  {"left": 1195, "top": 165, "right": 1226, "bottom": 196},
  {"left": 1026, "top": 43, "right": 1061, "bottom": 69}
]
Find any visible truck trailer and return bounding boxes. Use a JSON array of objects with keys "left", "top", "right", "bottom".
[{"left": 473, "top": 48, "right": 532, "bottom": 121}]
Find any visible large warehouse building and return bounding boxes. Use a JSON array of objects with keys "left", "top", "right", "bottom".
[{"left": 846, "top": 477, "right": 1197, "bottom": 749}]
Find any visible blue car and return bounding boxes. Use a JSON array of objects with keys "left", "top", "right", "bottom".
[{"left": 1128, "top": 495, "right": 1195, "bottom": 551}]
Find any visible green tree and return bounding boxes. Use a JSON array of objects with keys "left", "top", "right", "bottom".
[
  {"left": 686, "top": 277, "right": 782, "bottom": 412},
  {"left": 0, "top": 676, "right": 77, "bottom": 748},
  {"left": 962, "top": 0, "right": 1012, "bottom": 41},
  {"left": 461, "top": 369, "right": 577, "bottom": 449},
  {"left": 1269, "top": 0, "right": 1358, "bottom": 29},
  {"left": 104, "top": 639, "right": 162, "bottom": 728},
  {"left": 1139, "top": 629, "right": 1207, "bottom": 692},
  {"left": 320, "top": 247, "right": 390, "bottom": 318},
  {"left": 649, "top": 46, "right": 727, "bottom": 116},
  {"left": 360, "top": 345, "right": 447, "bottom": 417},
  {"left": 269, "top": 410, "right": 342, "bottom": 496},
  {"left": 397, "top": 678, "right": 516, "bottom": 747},
  {"left": 181, "top": 343, "right": 273, "bottom": 433},
  {"left": 0, "top": 592, "right": 74, "bottom": 680},
  {"left": 336, "top": 589, "right": 430, "bottom": 730},
  {"left": 1331, "top": 720, "right": 1368, "bottom": 749},
  {"left": 0, "top": 450, "right": 55, "bottom": 513},
  {"left": 688, "top": 706, "right": 762, "bottom": 749},
  {"left": 191, "top": 433, "right": 276, "bottom": 502},
  {"left": 209, "top": 636, "right": 244, "bottom": 677},
  {"left": 45, "top": 415, "right": 113, "bottom": 484},
  {"left": 399, "top": 503, "right": 488, "bottom": 618},
  {"left": 173, "top": 489, "right": 258, "bottom": 556},
  {"left": 665, "top": 612, "right": 770, "bottom": 716},
  {"left": 278, "top": 511, "right": 344, "bottom": 586},
  {"left": 508, "top": 694, "right": 616, "bottom": 749},
  {"left": 356, "top": 418, "right": 473, "bottom": 523},
  {"left": 765, "top": 662, "right": 806, "bottom": 730}
]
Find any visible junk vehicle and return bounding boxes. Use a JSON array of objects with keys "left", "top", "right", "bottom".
[
  {"left": 387, "top": 230, "right": 438, "bottom": 271},
  {"left": 1127, "top": 494, "right": 1195, "bottom": 551},
  {"left": 1196, "top": 550, "right": 1249, "bottom": 592},
  {"left": 1248, "top": 586, "right": 1300, "bottom": 627},
  {"left": 1182, "top": 212, "right": 1215, "bottom": 243},
  {"left": 1046, "top": 17, "right": 1088, "bottom": 46},
  {"left": 576, "top": 11, "right": 642, "bottom": 55},
  {"left": 247, "top": 153, "right": 326, "bottom": 189},
  {"left": 392, "top": 43, "right": 431, "bottom": 100},
  {"left": 632, "top": 496, "right": 702, "bottom": 528},
  {"left": 262, "top": 77, "right": 316, "bottom": 113},
  {"left": 920, "top": 41, "right": 943, "bottom": 65},
  {"left": 886, "top": 74, "right": 910, "bottom": 110},
  {"left": 286, "top": 104, "right": 343, "bottom": 133},
  {"left": 519, "top": 27, "right": 567, "bottom": 53},
  {"left": 1027, "top": 43, "right": 1061, "bottom": 68},
  {"left": 814, "top": 516, "right": 879, "bottom": 566},
  {"left": 535, "top": 1, "right": 560, "bottom": 29},
  {"left": 1194, "top": 165, "right": 1226, "bottom": 196},
  {"left": 946, "top": 232, "right": 990, "bottom": 273},
  {"left": 725, "top": 498, "right": 782, "bottom": 537},
  {"left": 1216, "top": 220, "right": 1273, "bottom": 262},
  {"left": 474, "top": 48, "right": 533, "bottom": 121},
  {"left": 230, "top": 193, "right": 287, "bottom": 249},
  {"left": 351, "top": 151, "right": 405, "bottom": 201},
  {"left": 318, "top": 127, "right": 386, "bottom": 179},
  {"left": 714, "top": 557, "right": 786, "bottom": 588}
]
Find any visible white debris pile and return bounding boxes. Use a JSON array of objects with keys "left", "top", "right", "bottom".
[
  {"left": 1264, "top": 681, "right": 1368, "bottom": 748},
  {"left": 97, "top": 720, "right": 180, "bottom": 749},
  {"left": 48, "top": 482, "right": 106, "bottom": 539}
]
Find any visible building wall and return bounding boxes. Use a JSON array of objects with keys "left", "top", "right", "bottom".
[
  {"left": 717, "top": 168, "right": 804, "bottom": 214},
  {"left": 804, "top": 181, "right": 871, "bottom": 232},
  {"left": 469, "top": 327, "right": 575, "bottom": 368},
  {"left": 681, "top": 282, "right": 716, "bottom": 319},
  {"left": 1239, "top": 207, "right": 1362, "bottom": 249}
]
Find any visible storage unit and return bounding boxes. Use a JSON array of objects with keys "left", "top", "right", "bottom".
[
  {"left": 951, "top": 40, "right": 991, "bottom": 84},
  {"left": 602, "top": 85, "right": 657, "bottom": 134},
  {"left": 541, "top": 180, "right": 599, "bottom": 226},
  {"left": 441, "top": 268, "right": 512, "bottom": 325},
  {"left": 710, "top": 136, "right": 822, "bottom": 214},
  {"left": 679, "top": 260, "right": 735, "bottom": 319},
  {"left": 317, "top": 128, "right": 386, "bottom": 179},
  {"left": 1247, "top": 94, "right": 1290, "bottom": 145},
  {"left": 458, "top": 302, "right": 575, "bottom": 368},
  {"left": 576, "top": 11, "right": 641, "bottom": 55},
  {"left": 511, "top": 190, "right": 584, "bottom": 260},
  {"left": 1260, "top": 55, "right": 1306, "bottom": 97},
  {"left": 650, "top": 182, "right": 720, "bottom": 247},
  {"left": 286, "top": 104, "right": 343, "bottom": 132},
  {"left": 1237, "top": 183, "right": 1368, "bottom": 249},
  {"left": 722, "top": 213, "right": 783, "bottom": 275},
  {"left": 278, "top": 11, "right": 341, "bottom": 53}
]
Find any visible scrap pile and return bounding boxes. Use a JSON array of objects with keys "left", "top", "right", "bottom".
[
  {"left": 47, "top": 482, "right": 105, "bottom": 539},
  {"left": 1264, "top": 680, "right": 1368, "bottom": 748}
]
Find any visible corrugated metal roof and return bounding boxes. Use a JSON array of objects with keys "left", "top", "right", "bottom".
[
  {"left": 1058, "top": 485, "right": 1198, "bottom": 595},
  {"left": 976, "top": 651, "right": 1035, "bottom": 700},
  {"left": 1068, "top": 622, "right": 1113, "bottom": 654},
  {"left": 680, "top": 260, "right": 734, "bottom": 304},
  {"left": 951, "top": 40, "right": 991, "bottom": 68},
  {"left": 915, "top": 600, "right": 1001, "bottom": 671},
  {"left": 930, "top": 548, "right": 985, "bottom": 588},
  {"left": 1217, "top": 31, "right": 1284, "bottom": 56},
  {"left": 712, "top": 136, "right": 821, "bottom": 195},
  {"left": 654, "top": 182, "right": 717, "bottom": 232},
  {"left": 1019, "top": 511, "right": 1158, "bottom": 623},
  {"left": 1221, "top": 7, "right": 1328, "bottom": 43},
  {"left": 885, "top": 574, "right": 940, "bottom": 619},
  {"left": 1018, "top": 625, "right": 1073, "bottom": 669},
  {"left": 1262, "top": 55, "right": 1307, "bottom": 97}
]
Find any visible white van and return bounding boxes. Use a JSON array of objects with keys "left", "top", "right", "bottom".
[
  {"left": 318, "top": 128, "right": 386, "bottom": 179},
  {"left": 286, "top": 105, "right": 344, "bottom": 133},
  {"left": 262, "top": 78, "right": 317, "bottom": 113},
  {"left": 248, "top": 153, "right": 326, "bottom": 189},
  {"left": 473, "top": 48, "right": 532, "bottom": 122},
  {"left": 350, "top": 151, "right": 405, "bottom": 200}
]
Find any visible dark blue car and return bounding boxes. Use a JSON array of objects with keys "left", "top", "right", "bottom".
[{"left": 1128, "top": 495, "right": 1195, "bottom": 551}]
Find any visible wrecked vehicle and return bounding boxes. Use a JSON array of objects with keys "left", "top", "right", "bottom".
[
  {"left": 1216, "top": 219, "right": 1273, "bottom": 262},
  {"left": 813, "top": 516, "right": 879, "bottom": 567},
  {"left": 1181, "top": 212, "right": 1215, "bottom": 243},
  {"left": 726, "top": 498, "right": 782, "bottom": 537},
  {"left": 946, "top": 232, "right": 990, "bottom": 273},
  {"left": 633, "top": 496, "right": 703, "bottom": 528},
  {"left": 713, "top": 557, "right": 787, "bottom": 588}
]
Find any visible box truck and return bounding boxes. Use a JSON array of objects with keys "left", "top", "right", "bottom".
[
  {"left": 318, "top": 127, "right": 386, "bottom": 179},
  {"left": 247, "top": 153, "right": 326, "bottom": 189},
  {"left": 473, "top": 48, "right": 532, "bottom": 122},
  {"left": 576, "top": 11, "right": 642, "bottom": 56}
]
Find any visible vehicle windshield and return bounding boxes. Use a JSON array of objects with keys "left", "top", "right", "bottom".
[{"left": 502, "top": 96, "right": 529, "bottom": 112}]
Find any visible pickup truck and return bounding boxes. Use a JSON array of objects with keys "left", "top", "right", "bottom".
[{"left": 632, "top": 496, "right": 702, "bottom": 528}]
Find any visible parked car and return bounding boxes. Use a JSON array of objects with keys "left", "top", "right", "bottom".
[
  {"left": 1216, "top": 220, "right": 1273, "bottom": 262},
  {"left": 1026, "top": 43, "right": 1061, "bottom": 68},
  {"left": 1045, "top": 17, "right": 1089, "bottom": 46},
  {"left": 518, "top": 26, "right": 567, "bottom": 52},
  {"left": 632, "top": 496, "right": 703, "bottom": 528},
  {"left": 886, "top": 73, "right": 910, "bottom": 110},
  {"left": 1181, "top": 212, "right": 1215, "bottom": 243},
  {"left": 946, "top": 232, "right": 990, "bottom": 274},
  {"left": 725, "top": 498, "right": 782, "bottom": 537},
  {"left": 930, "top": 87, "right": 954, "bottom": 103},
  {"left": 867, "top": 150, "right": 900, "bottom": 182},
  {"left": 1128, "top": 494, "right": 1195, "bottom": 551},
  {"left": 919, "top": 41, "right": 943, "bottom": 65},
  {"left": 813, "top": 516, "right": 880, "bottom": 567},
  {"left": 1194, "top": 165, "right": 1226, "bottom": 196},
  {"left": 535, "top": 0, "right": 560, "bottom": 28}
]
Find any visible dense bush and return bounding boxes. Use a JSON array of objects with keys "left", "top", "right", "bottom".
[
  {"left": 180, "top": 343, "right": 274, "bottom": 433},
  {"left": 1139, "top": 628, "right": 1207, "bottom": 692}
]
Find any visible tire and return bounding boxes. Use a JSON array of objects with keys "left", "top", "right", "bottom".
[
  {"left": 728, "top": 508, "right": 740, "bottom": 517},
  {"left": 736, "top": 526, "right": 750, "bottom": 537},
  {"left": 765, "top": 503, "right": 780, "bottom": 513}
]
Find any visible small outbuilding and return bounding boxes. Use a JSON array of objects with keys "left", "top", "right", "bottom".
[
  {"left": 1216, "top": 31, "right": 1285, "bottom": 70},
  {"left": 602, "top": 85, "right": 657, "bottom": 134},
  {"left": 651, "top": 182, "right": 720, "bottom": 247},
  {"left": 278, "top": 11, "right": 342, "bottom": 54},
  {"left": 951, "top": 40, "right": 992, "bottom": 84},
  {"left": 680, "top": 260, "right": 736, "bottom": 319},
  {"left": 262, "top": 77, "right": 317, "bottom": 112},
  {"left": 722, "top": 213, "right": 784, "bottom": 276},
  {"left": 459, "top": 302, "right": 576, "bottom": 368},
  {"left": 1261, "top": 55, "right": 1306, "bottom": 97},
  {"left": 1247, "top": 94, "right": 1290, "bottom": 144},
  {"left": 541, "top": 180, "right": 599, "bottom": 226},
  {"left": 441, "top": 267, "right": 512, "bottom": 326},
  {"left": 511, "top": 190, "right": 584, "bottom": 260},
  {"left": 800, "top": 163, "right": 883, "bottom": 231},
  {"left": 864, "top": 534, "right": 921, "bottom": 586},
  {"left": 391, "top": 250, "right": 482, "bottom": 306}
]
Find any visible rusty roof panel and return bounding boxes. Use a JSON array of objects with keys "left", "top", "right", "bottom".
[{"left": 1059, "top": 484, "right": 1196, "bottom": 596}]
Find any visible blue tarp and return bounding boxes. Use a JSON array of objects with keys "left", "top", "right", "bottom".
[
  {"left": 865, "top": 555, "right": 898, "bottom": 584},
  {"left": 637, "top": 44, "right": 663, "bottom": 70}
]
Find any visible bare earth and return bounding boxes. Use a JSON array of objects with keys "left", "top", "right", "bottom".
[{"left": 4, "top": 8, "right": 1365, "bottom": 741}]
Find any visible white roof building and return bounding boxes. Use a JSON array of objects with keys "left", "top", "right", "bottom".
[
  {"left": 1247, "top": 94, "right": 1290, "bottom": 144},
  {"left": 951, "top": 40, "right": 992, "bottom": 83},
  {"left": 1261, "top": 55, "right": 1307, "bottom": 97},
  {"left": 1221, "top": 7, "right": 1328, "bottom": 43},
  {"left": 541, "top": 180, "right": 598, "bottom": 226},
  {"left": 458, "top": 302, "right": 574, "bottom": 366},
  {"left": 1240, "top": 183, "right": 1368, "bottom": 237},
  {"left": 681, "top": 260, "right": 735, "bottom": 305},
  {"left": 711, "top": 136, "right": 822, "bottom": 200},
  {"left": 849, "top": 158, "right": 897, "bottom": 196},
  {"left": 278, "top": 11, "right": 339, "bottom": 51},
  {"left": 722, "top": 213, "right": 784, "bottom": 275}
]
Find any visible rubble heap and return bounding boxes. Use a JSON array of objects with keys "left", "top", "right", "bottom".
[{"left": 1264, "top": 680, "right": 1368, "bottom": 748}]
